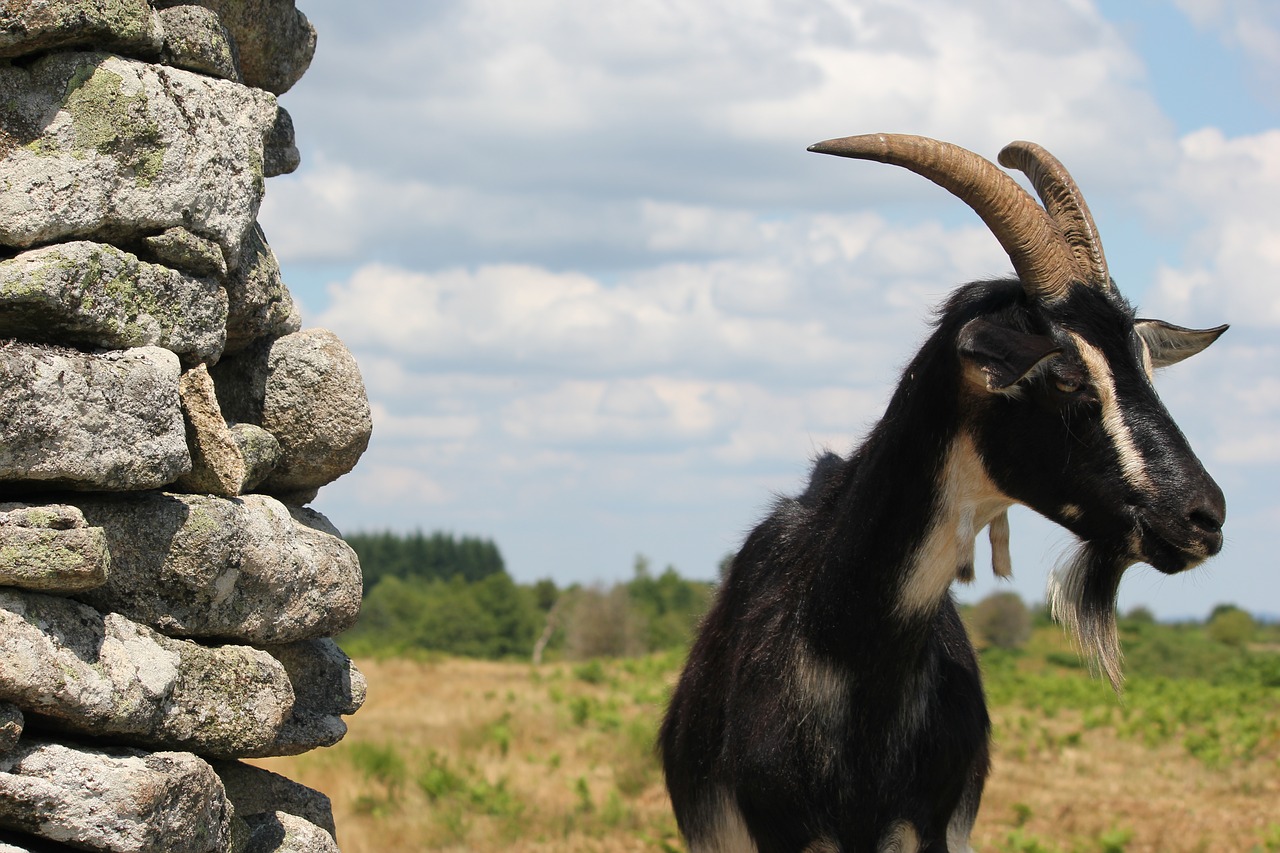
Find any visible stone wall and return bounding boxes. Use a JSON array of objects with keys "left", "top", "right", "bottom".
[{"left": 0, "top": 3, "right": 371, "bottom": 851}]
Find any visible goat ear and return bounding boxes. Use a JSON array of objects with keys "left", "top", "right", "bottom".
[
  {"left": 1135, "top": 320, "right": 1228, "bottom": 368},
  {"left": 958, "top": 318, "right": 1061, "bottom": 392}
]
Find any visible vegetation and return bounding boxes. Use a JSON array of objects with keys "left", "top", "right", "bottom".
[
  {"left": 309, "top": 530, "right": 1280, "bottom": 850},
  {"left": 969, "top": 590, "right": 1033, "bottom": 650},
  {"left": 342, "top": 531, "right": 713, "bottom": 661},
  {"left": 347, "top": 530, "right": 507, "bottom": 589},
  {"left": 256, "top": 620, "right": 1280, "bottom": 852}
]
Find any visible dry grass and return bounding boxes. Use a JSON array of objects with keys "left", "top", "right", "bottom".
[
  {"left": 976, "top": 706, "right": 1280, "bottom": 852},
  {"left": 253, "top": 654, "right": 1280, "bottom": 852},
  {"left": 252, "top": 655, "right": 681, "bottom": 852}
]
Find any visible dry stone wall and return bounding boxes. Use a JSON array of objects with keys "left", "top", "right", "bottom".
[{"left": 0, "top": 3, "right": 371, "bottom": 851}]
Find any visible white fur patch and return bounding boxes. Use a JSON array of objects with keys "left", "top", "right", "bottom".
[
  {"left": 878, "top": 820, "right": 921, "bottom": 853},
  {"left": 791, "top": 644, "right": 851, "bottom": 721},
  {"left": 1071, "top": 333, "right": 1152, "bottom": 493},
  {"left": 898, "top": 434, "right": 1012, "bottom": 618},
  {"left": 692, "top": 791, "right": 759, "bottom": 853}
]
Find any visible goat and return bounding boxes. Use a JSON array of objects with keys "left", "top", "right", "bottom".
[{"left": 659, "top": 134, "right": 1226, "bottom": 853}]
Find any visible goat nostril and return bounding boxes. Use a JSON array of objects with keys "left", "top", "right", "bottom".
[{"left": 1188, "top": 508, "right": 1223, "bottom": 535}]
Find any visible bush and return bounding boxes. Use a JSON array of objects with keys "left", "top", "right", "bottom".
[
  {"left": 972, "top": 591, "right": 1032, "bottom": 650},
  {"left": 1207, "top": 606, "right": 1256, "bottom": 647}
]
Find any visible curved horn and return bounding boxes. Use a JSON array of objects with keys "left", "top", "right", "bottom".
[
  {"left": 807, "top": 133, "right": 1079, "bottom": 302},
  {"left": 999, "top": 141, "right": 1110, "bottom": 290}
]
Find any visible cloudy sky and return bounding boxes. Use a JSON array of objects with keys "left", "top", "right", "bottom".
[{"left": 261, "top": 0, "right": 1280, "bottom": 620}]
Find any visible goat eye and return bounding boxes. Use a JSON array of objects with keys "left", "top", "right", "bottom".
[{"left": 1054, "top": 377, "right": 1082, "bottom": 394}]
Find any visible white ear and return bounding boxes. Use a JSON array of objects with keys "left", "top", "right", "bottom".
[
  {"left": 1135, "top": 320, "right": 1227, "bottom": 369},
  {"left": 989, "top": 510, "right": 1012, "bottom": 578}
]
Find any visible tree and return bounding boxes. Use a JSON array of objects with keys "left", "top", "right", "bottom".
[
  {"left": 1207, "top": 605, "right": 1255, "bottom": 647},
  {"left": 627, "top": 555, "right": 712, "bottom": 650},
  {"left": 971, "top": 591, "right": 1032, "bottom": 650},
  {"left": 346, "top": 529, "right": 506, "bottom": 592},
  {"left": 563, "top": 584, "right": 644, "bottom": 659}
]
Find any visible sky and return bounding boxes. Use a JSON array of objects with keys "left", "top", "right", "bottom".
[{"left": 259, "top": 0, "right": 1280, "bottom": 620}]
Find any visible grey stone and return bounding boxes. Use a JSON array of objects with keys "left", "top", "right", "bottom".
[
  {"left": 175, "top": 365, "right": 280, "bottom": 497},
  {"left": 0, "top": 589, "right": 293, "bottom": 757},
  {"left": 231, "top": 424, "right": 283, "bottom": 492},
  {"left": 157, "top": 3, "right": 242, "bottom": 83},
  {"left": 0, "top": 241, "right": 227, "bottom": 364},
  {"left": 224, "top": 224, "right": 301, "bottom": 355},
  {"left": 142, "top": 226, "right": 228, "bottom": 278},
  {"left": 263, "top": 106, "right": 300, "bottom": 177},
  {"left": 0, "top": 738, "right": 231, "bottom": 853},
  {"left": 0, "top": 0, "right": 163, "bottom": 61},
  {"left": 0, "top": 343, "right": 189, "bottom": 491},
  {"left": 71, "top": 492, "right": 361, "bottom": 644},
  {"left": 0, "top": 502, "right": 109, "bottom": 593},
  {"left": 0, "top": 704, "right": 21, "bottom": 757},
  {"left": 158, "top": 0, "right": 315, "bottom": 95},
  {"left": 214, "top": 761, "right": 335, "bottom": 837},
  {"left": 252, "top": 639, "right": 366, "bottom": 757},
  {"left": 0, "top": 52, "right": 280, "bottom": 264},
  {"left": 242, "top": 812, "right": 339, "bottom": 853},
  {"left": 211, "top": 329, "right": 372, "bottom": 493}
]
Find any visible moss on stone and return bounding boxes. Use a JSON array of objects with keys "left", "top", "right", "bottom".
[
  {"left": 0, "top": 538, "right": 89, "bottom": 576},
  {"left": 61, "top": 61, "right": 166, "bottom": 184}
]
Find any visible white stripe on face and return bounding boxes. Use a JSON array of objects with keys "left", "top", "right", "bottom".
[{"left": 1069, "top": 333, "right": 1152, "bottom": 493}]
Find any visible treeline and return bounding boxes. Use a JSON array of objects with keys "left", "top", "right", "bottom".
[
  {"left": 342, "top": 531, "right": 1278, "bottom": 683},
  {"left": 341, "top": 530, "right": 714, "bottom": 661},
  {"left": 347, "top": 530, "right": 506, "bottom": 588}
]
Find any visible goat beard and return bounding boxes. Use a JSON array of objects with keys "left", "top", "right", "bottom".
[{"left": 1046, "top": 541, "right": 1134, "bottom": 694}]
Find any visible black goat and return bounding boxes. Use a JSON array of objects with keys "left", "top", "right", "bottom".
[{"left": 659, "top": 135, "right": 1226, "bottom": 853}]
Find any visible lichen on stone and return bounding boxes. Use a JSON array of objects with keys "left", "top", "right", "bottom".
[{"left": 62, "top": 62, "right": 165, "bottom": 185}]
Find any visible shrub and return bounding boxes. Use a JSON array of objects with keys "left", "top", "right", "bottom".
[
  {"left": 1207, "top": 606, "right": 1256, "bottom": 647},
  {"left": 972, "top": 591, "right": 1032, "bottom": 650}
]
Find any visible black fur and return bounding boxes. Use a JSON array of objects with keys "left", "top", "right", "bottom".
[{"left": 660, "top": 278, "right": 1224, "bottom": 852}]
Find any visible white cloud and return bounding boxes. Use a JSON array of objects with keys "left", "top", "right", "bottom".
[
  {"left": 276, "top": 0, "right": 1280, "bottom": 616},
  {"left": 271, "top": 0, "right": 1173, "bottom": 271},
  {"left": 311, "top": 203, "right": 1017, "bottom": 392},
  {"left": 1145, "top": 128, "right": 1280, "bottom": 327}
]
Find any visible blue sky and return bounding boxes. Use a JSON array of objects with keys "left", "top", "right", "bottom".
[{"left": 265, "top": 0, "right": 1280, "bottom": 620}]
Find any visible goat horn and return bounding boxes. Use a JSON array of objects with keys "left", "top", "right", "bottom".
[
  {"left": 807, "top": 133, "right": 1079, "bottom": 302},
  {"left": 998, "top": 141, "right": 1110, "bottom": 290}
]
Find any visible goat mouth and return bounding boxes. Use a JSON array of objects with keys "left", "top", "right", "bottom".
[{"left": 1135, "top": 517, "right": 1217, "bottom": 575}]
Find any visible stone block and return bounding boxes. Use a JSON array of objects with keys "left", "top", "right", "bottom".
[
  {"left": 0, "top": 590, "right": 293, "bottom": 758},
  {"left": 0, "top": 343, "right": 188, "bottom": 491},
  {"left": 0, "top": 739, "right": 231, "bottom": 853},
  {"left": 0, "top": 0, "right": 163, "bottom": 61},
  {"left": 0, "top": 241, "right": 227, "bottom": 364},
  {"left": 0, "top": 503, "right": 109, "bottom": 593},
  {"left": 71, "top": 492, "right": 361, "bottom": 645},
  {"left": 0, "top": 52, "right": 279, "bottom": 264},
  {"left": 211, "top": 329, "right": 372, "bottom": 494},
  {"left": 224, "top": 224, "right": 301, "bottom": 355}
]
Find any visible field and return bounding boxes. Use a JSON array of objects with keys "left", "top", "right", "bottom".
[{"left": 254, "top": 628, "right": 1280, "bottom": 852}]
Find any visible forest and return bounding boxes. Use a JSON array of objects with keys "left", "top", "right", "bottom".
[{"left": 342, "top": 531, "right": 715, "bottom": 661}]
